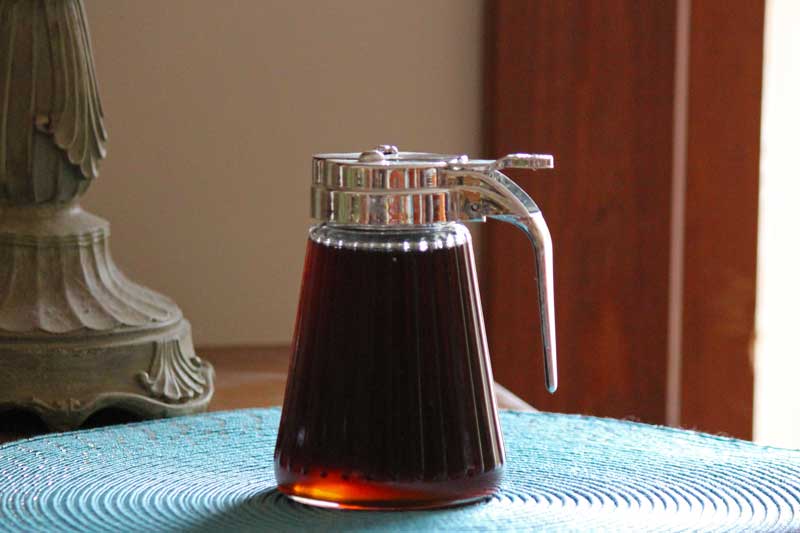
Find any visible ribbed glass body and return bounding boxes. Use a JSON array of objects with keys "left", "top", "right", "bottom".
[{"left": 274, "top": 223, "right": 505, "bottom": 510}]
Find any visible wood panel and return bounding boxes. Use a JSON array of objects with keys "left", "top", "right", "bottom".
[
  {"left": 483, "top": 0, "right": 677, "bottom": 422},
  {"left": 200, "top": 346, "right": 536, "bottom": 414},
  {"left": 680, "top": 1, "right": 764, "bottom": 439},
  {"left": 0, "top": 346, "right": 535, "bottom": 443}
]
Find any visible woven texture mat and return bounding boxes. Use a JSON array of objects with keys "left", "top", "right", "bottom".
[{"left": 1, "top": 409, "right": 799, "bottom": 532}]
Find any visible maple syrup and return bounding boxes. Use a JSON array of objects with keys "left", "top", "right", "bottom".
[{"left": 275, "top": 225, "right": 504, "bottom": 509}]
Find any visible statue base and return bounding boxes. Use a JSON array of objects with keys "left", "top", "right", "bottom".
[{"left": 0, "top": 204, "right": 214, "bottom": 431}]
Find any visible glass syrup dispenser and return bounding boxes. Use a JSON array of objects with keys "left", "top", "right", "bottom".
[{"left": 275, "top": 145, "right": 557, "bottom": 510}]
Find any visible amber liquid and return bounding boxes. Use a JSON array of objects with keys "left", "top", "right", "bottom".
[{"left": 275, "top": 230, "right": 504, "bottom": 509}]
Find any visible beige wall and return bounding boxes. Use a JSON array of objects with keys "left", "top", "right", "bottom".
[{"left": 82, "top": 1, "right": 484, "bottom": 346}]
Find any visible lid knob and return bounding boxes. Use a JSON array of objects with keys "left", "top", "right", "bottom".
[{"left": 358, "top": 150, "right": 386, "bottom": 163}]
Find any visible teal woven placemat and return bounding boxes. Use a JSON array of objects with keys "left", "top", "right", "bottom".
[{"left": 1, "top": 408, "right": 799, "bottom": 532}]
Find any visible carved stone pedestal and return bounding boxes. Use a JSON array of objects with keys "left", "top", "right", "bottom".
[
  {"left": 0, "top": 207, "right": 214, "bottom": 430},
  {"left": 0, "top": 0, "right": 214, "bottom": 430}
]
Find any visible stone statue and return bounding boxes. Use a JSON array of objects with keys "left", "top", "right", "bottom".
[{"left": 0, "top": 0, "right": 214, "bottom": 430}]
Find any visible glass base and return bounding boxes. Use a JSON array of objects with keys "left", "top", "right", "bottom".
[
  {"left": 277, "top": 469, "right": 500, "bottom": 511},
  {"left": 282, "top": 490, "right": 491, "bottom": 511}
]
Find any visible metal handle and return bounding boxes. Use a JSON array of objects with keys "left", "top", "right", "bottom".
[{"left": 445, "top": 154, "right": 558, "bottom": 393}]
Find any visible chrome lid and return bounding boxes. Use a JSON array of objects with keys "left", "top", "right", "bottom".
[{"left": 311, "top": 145, "right": 553, "bottom": 226}]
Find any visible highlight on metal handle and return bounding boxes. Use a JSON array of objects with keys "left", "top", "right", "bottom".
[
  {"left": 493, "top": 212, "right": 557, "bottom": 393},
  {"left": 445, "top": 154, "right": 557, "bottom": 393}
]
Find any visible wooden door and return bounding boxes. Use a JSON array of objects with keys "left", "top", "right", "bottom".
[{"left": 483, "top": 0, "right": 764, "bottom": 439}]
